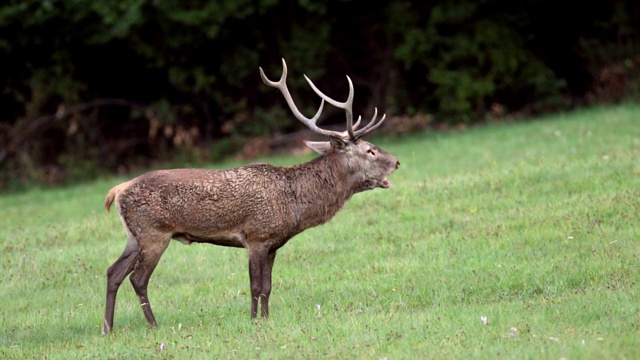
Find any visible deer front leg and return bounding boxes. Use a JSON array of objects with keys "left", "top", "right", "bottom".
[
  {"left": 260, "top": 250, "right": 277, "bottom": 318},
  {"left": 248, "top": 248, "right": 277, "bottom": 318}
]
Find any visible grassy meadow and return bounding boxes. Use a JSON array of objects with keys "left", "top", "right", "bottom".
[{"left": 1, "top": 104, "right": 639, "bottom": 359}]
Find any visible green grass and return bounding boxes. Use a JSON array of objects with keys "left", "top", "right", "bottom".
[{"left": 1, "top": 104, "right": 639, "bottom": 359}]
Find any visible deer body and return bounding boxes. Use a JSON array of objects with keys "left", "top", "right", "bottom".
[
  {"left": 102, "top": 59, "right": 399, "bottom": 334},
  {"left": 107, "top": 155, "right": 371, "bottom": 249}
]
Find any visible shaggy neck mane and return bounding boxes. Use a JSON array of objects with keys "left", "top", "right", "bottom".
[{"left": 283, "top": 151, "right": 355, "bottom": 229}]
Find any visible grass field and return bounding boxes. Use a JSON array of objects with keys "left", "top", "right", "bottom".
[{"left": 1, "top": 104, "right": 639, "bottom": 359}]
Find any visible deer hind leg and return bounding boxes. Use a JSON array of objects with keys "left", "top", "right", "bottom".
[
  {"left": 129, "top": 231, "right": 171, "bottom": 328},
  {"left": 103, "top": 236, "right": 140, "bottom": 335},
  {"left": 248, "top": 248, "right": 277, "bottom": 318}
]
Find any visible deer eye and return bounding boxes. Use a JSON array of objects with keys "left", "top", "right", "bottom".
[{"left": 367, "top": 148, "right": 376, "bottom": 156}]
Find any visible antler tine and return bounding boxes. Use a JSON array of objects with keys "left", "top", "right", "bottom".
[
  {"left": 353, "top": 107, "right": 386, "bottom": 138},
  {"left": 304, "top": 74, "right": 356, "bottom": 140},
  {"left": 260, "top": 59, "right": 341, "bottom": 138},
  {"left": 353, "top": 115, "right": 362, "bottom": 130}
]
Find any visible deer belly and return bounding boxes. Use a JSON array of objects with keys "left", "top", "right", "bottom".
[{"left": 172, "top": 231, "right": 246, "bottom": 248}]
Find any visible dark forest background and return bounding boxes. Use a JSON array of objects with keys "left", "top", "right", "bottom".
[{"left": 1, "top": 0, "right": 639, "bottom": 190}]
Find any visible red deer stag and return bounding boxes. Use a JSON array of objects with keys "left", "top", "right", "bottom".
[{"left": 101, "top": 58, "right": 399, "bottom": 334}]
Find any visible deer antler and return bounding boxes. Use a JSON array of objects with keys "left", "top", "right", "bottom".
[
  {"left": 260, "top": 58, "right": 385, "bottom": 141},
  {"left": 260, "top": 59, "right": 336, "bottom": 138}
]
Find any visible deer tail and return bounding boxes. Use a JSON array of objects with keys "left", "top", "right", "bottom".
[{"left": 104, "top": 180, "right": 134, "bottom": 213}]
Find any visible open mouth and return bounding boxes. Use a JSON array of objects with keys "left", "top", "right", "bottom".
[{"left": 380, "top": 178, "right": 392, "bottom": 188}]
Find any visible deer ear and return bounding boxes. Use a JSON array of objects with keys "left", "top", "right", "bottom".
[
  {"left": 304, "top": 141, "right": 331, "bottom": 154},
  {"left": 328, "top": 136, "right": 349, "bottom": 150}
]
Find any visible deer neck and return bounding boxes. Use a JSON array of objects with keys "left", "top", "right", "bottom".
[{"left": 285, "top": 153, "right": 356, "bottom": 230}]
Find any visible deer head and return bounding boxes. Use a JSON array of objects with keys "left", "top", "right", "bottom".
[{"left": 259, "top": 58, "right": 399, "bottom": 193}]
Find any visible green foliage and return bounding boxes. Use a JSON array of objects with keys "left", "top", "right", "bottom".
[
  {"left": 1, "top": 0, "right": 640, "bottom": 188},
  {"left": 394, "top": 1, "right": 563, "bottom": 120},
  {"left": 1, "top": 105, "right": 639, "bottom": 358}
]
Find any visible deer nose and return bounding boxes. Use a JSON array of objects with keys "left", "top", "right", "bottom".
[{"left": 396, "top": 160, "right": 400, "bottom": 169}]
